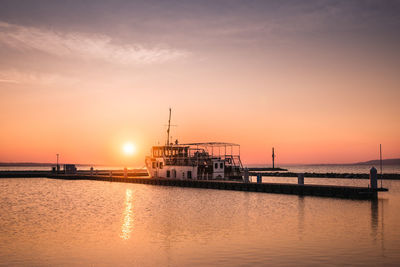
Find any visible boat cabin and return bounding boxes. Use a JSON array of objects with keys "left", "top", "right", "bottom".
[{"left": 145, "top": 142, "right": 243, "bottom": 180}]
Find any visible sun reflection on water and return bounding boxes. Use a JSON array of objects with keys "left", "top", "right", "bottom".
[{"left": 120, "top": 188, "right": 134, "bottom": 240}]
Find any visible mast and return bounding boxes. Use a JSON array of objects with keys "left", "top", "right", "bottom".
[{"left": 166, "top": 108, "right": 171, "bottom": 146}]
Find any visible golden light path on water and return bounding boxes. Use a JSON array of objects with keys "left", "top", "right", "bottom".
[{"left": 120, "top": 188, "right": 134, "bottom": 240}]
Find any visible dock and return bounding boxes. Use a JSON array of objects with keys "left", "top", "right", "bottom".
[
  {"left": 0, "top": 170, "right": 387, "bottom": 200},
  {"left": 248, "top": 171, "right": 400, "bottom": 180}
]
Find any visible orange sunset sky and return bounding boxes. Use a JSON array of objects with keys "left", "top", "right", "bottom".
[{"left": 0, "top": 1, "right": 399, "bottom": 166}]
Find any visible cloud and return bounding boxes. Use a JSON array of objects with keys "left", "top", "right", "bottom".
[
  {"left": 0, "top": 78, "right": 19, "bottom": 84},
  {"left": 0, "top": 69, "right": 78, "bottom": 86},
  {"left": 0, "top": 21, "right": 187, "bottom": 65}
]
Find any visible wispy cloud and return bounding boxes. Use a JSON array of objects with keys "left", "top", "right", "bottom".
[
  {"left": 0, "top": 21, "right": 187, "bottom": 65},
  {"left": 0, "top": 69, "right": 78, "bottom": 86},
  {"left": 0, "top": 78, "right": 19, "bottom": 84}
]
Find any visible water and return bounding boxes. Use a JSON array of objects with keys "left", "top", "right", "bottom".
[{"left": 1, "top": 178, "right": 400, "bottom": 266}]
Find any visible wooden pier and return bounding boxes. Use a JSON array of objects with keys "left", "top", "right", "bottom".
[
  {"left": 47, "top": 173, "right": 387, "bottom": 200},
  {"left": 0, "top": 171, "right": 387, "bottom": 200}
]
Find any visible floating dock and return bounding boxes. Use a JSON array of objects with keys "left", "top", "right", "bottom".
[{"left": 0, "top": 171, "right": 387, "bottom": 200}]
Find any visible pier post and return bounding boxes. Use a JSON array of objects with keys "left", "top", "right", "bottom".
[
  {"left": 370, "top": 167, "right": 377, "bottom": 189},
  {"left": 124, "top": 168, "right": 127, "bottom": 178},
  {"left": 298, "top": 173, "right": 304, "bottom": 185},
  {"left": 257, "top": 173, "right": 262, "bottom": 184}
]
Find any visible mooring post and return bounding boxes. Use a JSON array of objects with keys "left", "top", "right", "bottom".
[
  {"left": 370, "top": 167, "right": 377, "bottom": 189},
  {"left": 124, "top": 168, "right": 128, "bottom": 178},
  {"left": 272, "top": 147, "right": 275, "bottom": 169},
  {"left": 90, "top": 167, "right": 93, "bottom": 176},
  {"left": 298, "top": 173, "right": 304, "bottom": 185}
]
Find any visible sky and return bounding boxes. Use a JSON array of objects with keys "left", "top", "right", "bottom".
[{"left": 0, "top": 0, "right": 399, "bottom": 166}]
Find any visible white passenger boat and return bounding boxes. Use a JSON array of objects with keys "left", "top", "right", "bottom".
[{"left": 145, "top": 110, "right": 243, "bottom": 180}]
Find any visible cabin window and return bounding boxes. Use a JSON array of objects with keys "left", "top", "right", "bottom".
[
  {"left": 159, "top": 162, "right": 163, "bottom": 169},
  {"left": 215, "top": 163, "right": 218, "bottom": 169},
  {"left": 152, "top": 162, "right": 156, "bottom": 169},
  {"left": 220, "top": 163, "right": 223, "bottom": 169},
  {"left": 182, "top": 172, "right": 185, "bottom": 178},
  {"left": 187, "top": 171, "right": 192, "bottom": 179},
  {"left": 172, "top": 169, "right": 176, "bottom": 178},
  {"left": 167, "top": 170, "right": 170, "bottom": 178}
]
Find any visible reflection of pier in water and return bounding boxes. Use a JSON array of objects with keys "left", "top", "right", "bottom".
[
  {"left": 295, "top": 196, "right": 388, "bottom": 247},
  {"left": 297, "top": 196, "right": 305, "bottom": 241},
  {"left": 371, "top": 198, "right": 387, "bottom": 256}
]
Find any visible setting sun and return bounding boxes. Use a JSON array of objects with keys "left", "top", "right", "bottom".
[{"left": 123, "top": 143, "right": 135, "bottom": 156}]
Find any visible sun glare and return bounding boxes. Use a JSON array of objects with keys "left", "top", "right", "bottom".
[{"left": 123, "top": 142, "right": 135, "bottom": 156}]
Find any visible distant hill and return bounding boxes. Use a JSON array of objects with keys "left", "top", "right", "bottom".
[{"left": 355, "top": 158, "right": 400, "bottom": 165}]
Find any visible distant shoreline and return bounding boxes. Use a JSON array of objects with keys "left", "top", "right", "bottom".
[{"left": 0, "top": 162, "right": 115, "bottom": 167}]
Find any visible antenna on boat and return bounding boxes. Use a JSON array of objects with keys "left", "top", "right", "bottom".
[
  {"left": 166, "top": 108, "right": 171, "bottom": 146},
  {"left": 380, "top": 144, "right": 383, "bottom": 188}
]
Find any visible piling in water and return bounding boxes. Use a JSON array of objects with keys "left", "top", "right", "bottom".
[
  {"left": 370, "top": 167, "right": 378, "bottom": 189},
  {"left": 298, "top": 173, "right": 304, "bottom": 185}
]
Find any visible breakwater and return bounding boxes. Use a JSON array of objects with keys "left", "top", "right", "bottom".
[{"left": 249, "top": 171, "right": 400, "bottom": 179}]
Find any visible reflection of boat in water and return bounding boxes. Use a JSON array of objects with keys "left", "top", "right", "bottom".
[{"left": 145, "top": 109, "right": 243, "bottom": 180}]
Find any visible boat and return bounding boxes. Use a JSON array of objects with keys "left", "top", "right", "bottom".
[{"left": 145, "top": 109, "right": 243, "bottom": 180}]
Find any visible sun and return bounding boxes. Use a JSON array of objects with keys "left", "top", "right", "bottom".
[{"left": 123, "top": 142, "right": 136, "bottom": 156}]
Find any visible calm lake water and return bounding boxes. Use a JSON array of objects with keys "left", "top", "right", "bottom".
[{"left": 1, "top": 178, "right": 400, "bottom": 266}]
